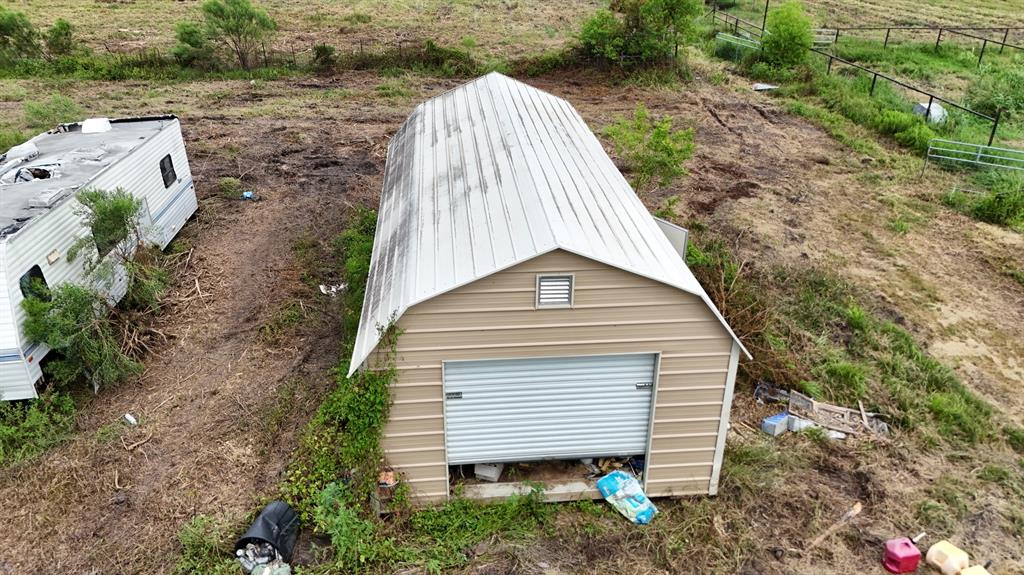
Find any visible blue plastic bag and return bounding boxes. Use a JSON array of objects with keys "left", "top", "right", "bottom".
[{"left": 596, "top": 470, "right": 658, "bottom": 524}]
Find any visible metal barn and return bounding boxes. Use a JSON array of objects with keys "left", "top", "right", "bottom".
[
  {"left": 350, "top": 73, "right": 749, "bottom": 503},
  {"left": 0, "top": 116, "right": 197, "bottom": 400}
]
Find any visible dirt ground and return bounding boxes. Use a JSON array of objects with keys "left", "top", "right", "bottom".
[
  {"left": 0, "top": 61, "right": 1022, "bottom": 573},
  {"left": 0, "top": 75, "right": 402, "bottom": 574}
]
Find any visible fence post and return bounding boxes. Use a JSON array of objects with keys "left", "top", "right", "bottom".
[
  {"left": 761, "top": 0, "right": 769, "bottom": 33},
  {"left": 835, "top": 28, "right": 841, "bottom": 43},
  {"left": 1001, "top": 28, "right": 1009, "bottom": 54},
  {"left": 927, "top": 95, "right": 934, "bottom": 118},
  {"left": 935, "top": 28, "right": 943, "bottom": 50},
  {"left": 989, "top": 110, "right": 1000, "bottom": 147},
  {"left": 978, "top": 39, "right": 988, "bottom": 66},
  {"left": 883, "top": 28, "right": 891, "bottom": 48},
  {"left": 869, "top": 73, "right": 878, "bottom": 96},
  {"left": 827, "top": 55, "right": 833, "bottom": 74}
]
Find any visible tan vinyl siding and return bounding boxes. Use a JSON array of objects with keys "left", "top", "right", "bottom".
[{"left": 378, "top": 249, "right": 734, "bottom": 502}]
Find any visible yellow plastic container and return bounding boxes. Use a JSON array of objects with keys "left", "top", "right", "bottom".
[
  {"left": 960, "top": 567, "right": 991, "bottom": 575},
  {"left": 925, "top": 541, "right": 969, "bottom": 575}
]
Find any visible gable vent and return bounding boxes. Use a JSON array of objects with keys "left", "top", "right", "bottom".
[{"left": 537, "top": 275, "right": 573, "bottom": 307}]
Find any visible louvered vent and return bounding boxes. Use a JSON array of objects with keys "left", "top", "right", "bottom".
[{"left": 537, "top": 275, "right": 573, "bottom": 307}]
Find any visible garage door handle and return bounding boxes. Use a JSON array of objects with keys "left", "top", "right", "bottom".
[{"left": 635, "top": 382, "right": 653, "bottom": 390}]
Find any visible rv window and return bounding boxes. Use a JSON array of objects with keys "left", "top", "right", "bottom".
[
  {"left": 159, "top": 154, "right": 177, "bottom": 188},
  {"left": 19, "top": 266, "right": 50, "bottom": 301}
]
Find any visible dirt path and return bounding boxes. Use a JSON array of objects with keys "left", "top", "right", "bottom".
[{"left": 0, "top": 109, "right": 389, "bottom": 573}]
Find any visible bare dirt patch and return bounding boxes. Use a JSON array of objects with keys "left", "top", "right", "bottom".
[{"left": 0, "top": 80, "right": 403, "bottom": 573}]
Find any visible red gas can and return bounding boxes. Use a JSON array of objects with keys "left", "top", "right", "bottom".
[{"left": 883, "top": 537, "right": 922, "bottom": 574}]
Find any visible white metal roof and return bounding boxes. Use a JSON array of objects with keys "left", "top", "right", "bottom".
[
  {"left": 349, "top": 72, "right": 748, "bottom": 374},
  {"left": 0, "top": 116, "right": 177, "bottom": 237}
]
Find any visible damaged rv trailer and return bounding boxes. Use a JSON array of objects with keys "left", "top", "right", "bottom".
[
  {"left": 350, "top": 72, "right": 749, "bottom": 503},
  {"left": 0, "top": 116, "right": 197, "bottom": 400}
]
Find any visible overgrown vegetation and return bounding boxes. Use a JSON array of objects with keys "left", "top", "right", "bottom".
[
  {"left": 23, "top": 188, "right": 168, "bottom": 394},
  {"left": 0, "top": 392, "right": 76, "bottom": 466},
  {"left": 579, "top": 0, "right": 702, "bottom": 68},
  {"left": 760, "top": 0, "right": 812, "bottom": 69},
  {"left": 173, "top": 515, "right": 240, "bottom": 575},
  {"left": 685, "top": 231, "right": 995, "bottom": 444},
  {"left": 603, "top": 103, "right": 695, "bottom": 190},
  {"left": 943, "top": 171, "right": 1024, "bottom": 230},
  {"left": 174, "top": 0, "right": 277, "bottom": 70},
  {"left": 23, "top": 93, "right": 81, "bottom": 130},
  {"left": 310, "top": 481, "right": 554, "bottom": 573},
  {"left": 0, "top": 7, "right": 81, "bottom": 64},
  {"left": 967, "top": 63, "right": 1024, "bottom": 120},
  {"left": 280, "top": 208, "right": 389, "bottom": 520}
]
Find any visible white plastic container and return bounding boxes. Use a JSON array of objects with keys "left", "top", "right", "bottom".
[{"left": 925, "top": 540, "right": 969, "bottom": 575}]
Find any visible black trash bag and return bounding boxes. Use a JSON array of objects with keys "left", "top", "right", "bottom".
[{"left": 235, "top": 500, "right": 300, "bottom": 562}]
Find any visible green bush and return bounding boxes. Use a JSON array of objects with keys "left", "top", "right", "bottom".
[
  {"left": 0, "top": 6, "right": 40, "bottom": 65},
  {"left": 44, "top": 18, "right": 76, "bottom": 57},
  {"left": 172, "top": 21, "right": 217, "bottom": 69},
  {"left": 216, "top": 176, "right": 243, "bottom": 198},
  {"left": 580, "top": 10, "right": 626, "bottom": 62},
  {"left": 603, "top": 102, "right": 695, "bottom": 190},
  {"left": 313, "top": 482, "right": 409, "bottom": 570},
  {"left": 892, "top": 122, "right": 937, "bottom": 153},
  {"left": 966, "top": 64, "right": 1024, "bottom": 119},
  {"left": 579, "top": 0, "right": 701, "bottom": 67},
  {"left": 945, "top": 171, "right": 1024, "bottom": 228},
  {"left": 23, "top": 284, "right": 143, "bottom": 393},
  {"left": 0, "top": 392, "right": 76, "bottom": 466},
  {"left": 311, "top": 43, "right": 337, "bottom": 74},
  {"left": 23, "top": 94, "right": 82, "bottom": 130},
  {"left": 200, "top": 0, "right": 277, "bottom": 70},
  {"left": 761, "top": 0, "right": 812, "bottom": 68}
]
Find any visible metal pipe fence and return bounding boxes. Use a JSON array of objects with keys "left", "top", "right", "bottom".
[
  {"left": 818, "top": 25, "right": 1024, "bottom": 63},
  {"left": 924, "top": 139, "right": 1024, "bottom": 173},
  {"left": 708, "top": 7, "right": 765, "bottom": 39},
  {"left": 810, "top": 48, "right": 1001, "bottom": 146}
]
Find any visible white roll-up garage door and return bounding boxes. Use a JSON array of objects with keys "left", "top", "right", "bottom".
[{"left": 443, "top": 353, "right": 657, "bottom": 465}]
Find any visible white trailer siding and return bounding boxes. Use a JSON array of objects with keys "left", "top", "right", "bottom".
[
  {"left": 0, "top": 242, "right": 33, "bottom": 400},
  {"left": 0, "top": 117, "right": 197, "bottom": 400},
  {"left": 88, "top": 120, "right": 195, "bottom": 249}
]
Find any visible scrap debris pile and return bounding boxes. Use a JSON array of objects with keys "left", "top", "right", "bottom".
[
  {"left": 757, "top": 383, "right": 889, "bottom": 440},
  {"left": 236, "top": 542, "right": 289, "bottom": 575},
  {"left": 234, "top": 501, "right": 299, "bottom": 575}
]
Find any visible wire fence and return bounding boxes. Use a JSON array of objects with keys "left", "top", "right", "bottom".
[
  {"left": 818, "top": 25, "right": 1024, "bottom": 64},
  {"left": 809, "top": 48, "right": 1002, "bottom": 145},
  {"left": 707, "top": 7, "right": 765, "bottom": 39}
]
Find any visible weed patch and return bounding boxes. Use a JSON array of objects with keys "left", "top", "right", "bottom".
[
  {"left": 281, "top": 209, "right": 392, "bottom": 520},
  {"left": 0, "top": 393, "right": 76, "bottom": 466},
  {"left": 216, "top": 176, "right": 243, "bottom": 199},
  {"left": 943, "top": 171, "right": 1024, "bottom": 230},
  {"left": 602, "top": 103, "right": 694, "bottom": 191},
  {"left": 173, "top": 515, "right": 240, "bottom": 575},
  {"left": 259, "top": 300, "right": 306, "bottom": 342},
  {"left": 686, "top": 231, "right": 994, "bottom": 444},
  {"left": 24, "top": 94, "right": 81, "bottom": 130},
  {"left": 311, "top": 481, "right": 553, "bottom": 573}
]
